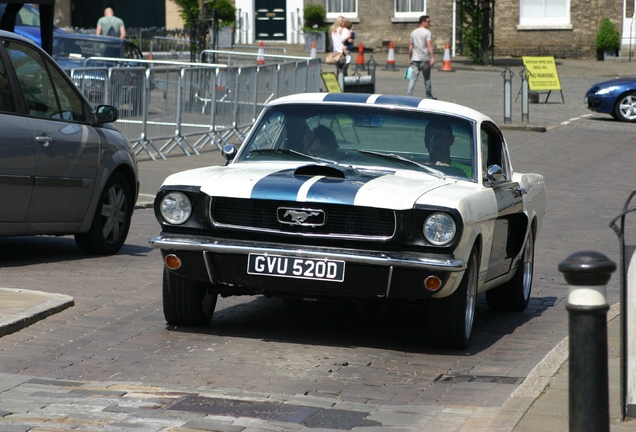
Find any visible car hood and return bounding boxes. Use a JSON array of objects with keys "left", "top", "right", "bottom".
[
  {"left": 162, "top": 163, "right": 478, "bottom": 211},
  {"left": 590, "top": 77, "right": 636, "bottom": 88}
]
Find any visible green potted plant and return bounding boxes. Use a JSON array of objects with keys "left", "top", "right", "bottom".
[
  {"left": 596, "top": 17, "right": 621, "bottom": 61},
  {"left": 303, "top": 4, "right": 328, "bottom": 52}
]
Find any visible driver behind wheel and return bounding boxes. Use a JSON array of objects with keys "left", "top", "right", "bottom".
[
  {"left": 305, "top": 125, "right": 339, "bottom": 159},
  {"left": 424, "top": 119, "right": 472, "bottom": 177}
]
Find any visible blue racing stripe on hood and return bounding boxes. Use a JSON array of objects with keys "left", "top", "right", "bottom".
[
  {"left": 251, "top": 167, "right": 389, "bottom": 204},
  {"left": 306, "top": 170, "right": 387, "bottom": 205},
  {"left": 251, "top": 169, "right": 304, "bottom": 200}
]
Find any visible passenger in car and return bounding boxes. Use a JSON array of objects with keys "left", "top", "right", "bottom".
[
  {"left": 424, "top": 119, "right": 472, "bottom": 177},
  {"left": 305, "top": 125, "right": 339, "bottom": 158}
]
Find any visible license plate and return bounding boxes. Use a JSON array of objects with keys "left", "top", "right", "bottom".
[{"left": 247, "top": 254, "right": 345, "bottom": 282}]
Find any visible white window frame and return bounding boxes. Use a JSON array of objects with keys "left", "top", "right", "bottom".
[
  {"left": 519, "top": 0, "right": 571, "bottom": 29},
  {"left": 394, "top": 0, "right": 426, "bottom": 19},
  {"left": 326, "top": 0, "right": 358, "bottom": 20}
]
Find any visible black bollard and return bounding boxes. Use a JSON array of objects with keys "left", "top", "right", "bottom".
[{"left": 558, "top": 251, "right": 616, "bottom": 432}]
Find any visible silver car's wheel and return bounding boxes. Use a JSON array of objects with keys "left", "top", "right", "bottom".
[
  {"left": 486, "top": 227, "right": 535, "bottom": 312},
  {"left": 614, "top": 92, "right": 636, "bottom": 122},
  {"left": 426, "top": 246, "right": 479, "bottom": 349},
  {"left": 74, "top": 172, "right": 133, "bottom": 255}
]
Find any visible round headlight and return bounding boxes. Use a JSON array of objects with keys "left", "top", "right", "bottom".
[
  {"left": 423, "top": 213, "right": 456, "bottom": 246},
  {"left": 160, "top": 192, "right": 192, "bottom": 225}
]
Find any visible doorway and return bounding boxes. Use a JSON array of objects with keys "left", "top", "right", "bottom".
[{"left": 255, "top": 0, "right": 286, "bottom": 40}]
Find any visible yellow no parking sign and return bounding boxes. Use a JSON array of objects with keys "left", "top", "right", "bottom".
[{"left": 522, "top": 56, "right": 564, "bottom": 102}]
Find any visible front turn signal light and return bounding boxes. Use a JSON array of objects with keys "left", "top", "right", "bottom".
[{"left": 165, "top": 254, "right": 182, "bottom": 270}]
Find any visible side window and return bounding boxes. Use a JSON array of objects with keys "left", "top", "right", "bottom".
[
  {"left": 480, "top": 122, "right": 509, "bottom": 180},
  {"left": 0, "top": 51, "right": 16, "bottom": 113},
  {"left": 4, "top": 41, "right": 84, "bottom": 121}
]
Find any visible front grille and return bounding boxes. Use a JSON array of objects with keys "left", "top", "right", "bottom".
[{"left": 211, "top": 197, "right": 396, "bottom": 239}]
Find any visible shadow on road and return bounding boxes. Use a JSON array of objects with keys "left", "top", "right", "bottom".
[
  {"left": 0, "top": 236, "right": 152, "bottom": 267},
  {"left": 166, "top": 293, "right": 557, "bottom": 355}
]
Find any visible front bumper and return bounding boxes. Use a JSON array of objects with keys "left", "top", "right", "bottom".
[
  {"left": 585, "top": 94, "right": 614, "bottom": 114},
  {"left": 150, "top": 234, "right": 466, "bottom": 300}
]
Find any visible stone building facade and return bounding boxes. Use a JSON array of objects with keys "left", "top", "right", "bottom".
[{"left": 304, "top": 0, "right": 626, "bottom": 60}]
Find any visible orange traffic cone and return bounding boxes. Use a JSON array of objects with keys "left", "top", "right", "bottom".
[
  {"left": 310, "top": 41, "right": 316, "bottom": 59},
  {"left": 147, "top": 51, "right": 153, "bottom": 60},
  {"left": 441, "top": 42, "right": 454, "bottom": 72},
  {"left": 355, "top": 42, "right": 366, "bottom": 71},
  {"left": 256, "top": 41, "right": 265, "bottom": 65},
  {"left": 384, "top": 41, "right": 396, "bottom": 71}
]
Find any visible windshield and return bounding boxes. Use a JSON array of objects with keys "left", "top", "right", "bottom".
[{"left": 237, "top": 103, "right": 476, "bottom": 180}]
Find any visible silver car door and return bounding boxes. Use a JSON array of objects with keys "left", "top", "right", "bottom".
[
  {"left": 0, "top": 45, "right": 34, "bottom": 223},
  {"left": 4, "top": 40, "right": 99, "bottom": 223}
]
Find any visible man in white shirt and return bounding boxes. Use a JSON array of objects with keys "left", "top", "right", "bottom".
[{"left": 406, "top": 15, "right": 435, "bottom": 99}]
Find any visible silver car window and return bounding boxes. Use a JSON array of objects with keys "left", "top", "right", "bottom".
[{"left": 4, "top": 41, "right": 84, "bottom": 121}]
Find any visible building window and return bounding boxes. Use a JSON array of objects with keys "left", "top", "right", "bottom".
[
  {"left": 326, "top": 0, "right": 357, "bottom": 19},
  {"left": 395, "top": 0, "right": 426, "bottom": 19},
  {"left": 519, "top": 0, "right": 569, "bottom": 27}
]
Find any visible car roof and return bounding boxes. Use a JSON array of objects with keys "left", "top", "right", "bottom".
[
  {"left": 0, "top": 28, "right": 38, "bottom": 44},
  {"left": 269, "top": 93, "right": 493, "bottom": 124},
  {"left": 54, "top": 33, "right": 126, "bottom": 44}
]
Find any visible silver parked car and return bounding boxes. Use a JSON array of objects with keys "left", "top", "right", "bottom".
[{"left": 0, "top": 30, "right": 138, "bottom": 254}]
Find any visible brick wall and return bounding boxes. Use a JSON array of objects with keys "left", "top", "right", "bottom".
[
  {"left": 494, "top": 0, "right": 622, "bottom": 59},
  {"left": 305, "top": 0, "right": 624, "bottom": 60}
]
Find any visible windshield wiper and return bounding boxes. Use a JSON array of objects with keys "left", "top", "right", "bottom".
[
  {"left": 357, "top": 150, "right": 444, "bottom": 179},
  {"left": 247, "top": 148, "right": 337, "bottom": 164}
]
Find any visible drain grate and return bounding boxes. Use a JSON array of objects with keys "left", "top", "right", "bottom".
[
  {"left": 167, "top": 395, "right": 381, "bottom": 429},
  {"left": 434, "top": 374, "right": 525, "bottom": 384}
]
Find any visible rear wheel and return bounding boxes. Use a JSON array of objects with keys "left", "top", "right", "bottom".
[
  {"left": 426, "top": 246, "right": 479, "bottom": 349},
  {"left": 74, "top": 172, "right": 133, "bottom": 255},
  {"left": 613, "top": 92, "right": 636, "bottom": 122},
  {"left": 486, "top": 228, "right": 534, "bottom": 312},
  {"left": 162, "top": 267, "right": 217, "bottom": 326}
]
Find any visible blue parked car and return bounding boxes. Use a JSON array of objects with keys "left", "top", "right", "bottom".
[
  {"left": 585, "top": 77, "right": 636, "bottom": 122},
  {"left": 0, "top": 3, "right": 66, "bottom": 47}
]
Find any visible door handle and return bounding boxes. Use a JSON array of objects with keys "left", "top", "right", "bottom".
[{"left": 36, "top": 135, "right": 53, "bottom": 147}]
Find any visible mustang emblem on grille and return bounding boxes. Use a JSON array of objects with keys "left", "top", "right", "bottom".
[{"left": 278, "top": 207, "right": 326, "bottom": 226}]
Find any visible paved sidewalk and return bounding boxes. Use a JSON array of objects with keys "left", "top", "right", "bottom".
[{"left": 0, "top": 289, "right": 634, "bottom": 430}]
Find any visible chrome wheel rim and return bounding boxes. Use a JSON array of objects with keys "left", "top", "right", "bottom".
[
  {"left": 101, "top": 184, "right": 128, "bottom": 244},
  {"left": 464, "top": 254, "right": 478, "bottom": 339},
  {"left": 522, "top": 232, "right": 534, "bottom": 301}
]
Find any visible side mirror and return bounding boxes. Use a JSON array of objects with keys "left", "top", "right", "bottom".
[
  {"left": 222, "top": 144, "right": 238, "bottom": 164},
  {"left": 486, "top": 164, "right": 505, "bottom": 182},
  {"left": 95, "top": 105, "right": 119, "bottom": 124}
]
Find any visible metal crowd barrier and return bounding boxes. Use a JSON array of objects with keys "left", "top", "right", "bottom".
[{"left": 65, "top": 55, "right": 321, "bottom": 160}]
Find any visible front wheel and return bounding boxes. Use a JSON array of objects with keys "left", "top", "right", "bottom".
[
  {"left": 74, "top": 172, "right": 133, "bottom": 255},
  {"left": 163, "top": 267, "right": 218, "bottom": 326},
  {"left": 613, "top": 92, "right": 636, "bottom": 122},
  {"left": 426, "top": 246, "right": 479, "bottom": 349},
  {"left": 486, "top": 227, "right": 534, "bottom": 312}
]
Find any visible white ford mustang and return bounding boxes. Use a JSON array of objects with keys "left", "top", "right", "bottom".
[{"left": 151, "top": 93, "right": 546, "bottom": 349}]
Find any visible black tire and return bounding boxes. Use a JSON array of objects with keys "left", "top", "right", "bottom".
[
  {"left": 163, "top": 267, "right": 217, "bottom": 326},
  {"left": 426, "top": 246, "right": 479, "bottom": 349},
  {"left": 74, "top": 172, "right": 133, "bottom": 255},
  {"left": 613, "top": 91, "right": 636, "bottom": 122},
  {"left": 486, "top": 227, "right": 535, "bottom": 312}
]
